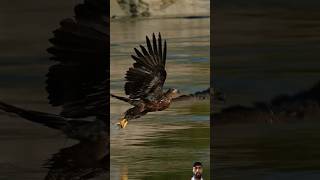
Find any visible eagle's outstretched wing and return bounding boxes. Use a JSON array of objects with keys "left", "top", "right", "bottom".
[
  {"left": 46, "top": 0, "right": 108, "bottom": 119},
  {"left": 125, "top": 33, "right": 167, "bottom": 99}
]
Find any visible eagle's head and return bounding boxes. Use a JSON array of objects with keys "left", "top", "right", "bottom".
[{"left": 165, "top": 88, "right": 180, "bottom": 98}]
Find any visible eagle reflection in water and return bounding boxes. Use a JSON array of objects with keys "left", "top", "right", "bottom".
[{"left": 0, "top": 0, "right": 109, "bottom": 179}]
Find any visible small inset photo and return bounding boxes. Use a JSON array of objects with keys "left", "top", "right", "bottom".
[{"left": 192, "top": 162, "right": 204, "bottom": 180}]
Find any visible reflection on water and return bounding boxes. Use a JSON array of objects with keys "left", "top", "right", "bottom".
[
  {"left": 214, "top": 6, "right": 320, "bottom": 179},
  {"left": 111, "top": 17, "right": 210, "bottom": 180}
]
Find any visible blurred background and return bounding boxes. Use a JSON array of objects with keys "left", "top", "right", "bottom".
[
  {"left": 0, "top": 0, "right": 78, "bottom": 179},
  {"left": 214, "top": 0, "right": 320, "bottom": 179},
  {"left": 110, "top": 0, "right": 210, "bottom": 179}
]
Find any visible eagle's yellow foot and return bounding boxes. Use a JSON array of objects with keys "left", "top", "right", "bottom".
[{"left": 117, "top": 118, "right": 128, "bottom": 128}]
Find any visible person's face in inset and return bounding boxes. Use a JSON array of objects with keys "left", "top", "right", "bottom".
[{"left": 193, "top": 165, "right": 203, "bottom": 178}]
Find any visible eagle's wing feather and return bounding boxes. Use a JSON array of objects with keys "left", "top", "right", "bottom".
[
  {"left": 46, "top": 0, "right": 108, "bottom": 119},
  {"left": 125, "top": 33, "right": 167, "bottom": 99}
]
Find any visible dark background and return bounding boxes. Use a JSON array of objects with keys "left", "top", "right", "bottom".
[
  {"left": 0, "top": 0, "right": 75, "bottom": 107},
  {"left": 0, "top": 1, "right": 81, "bottom": 179},
  {"left": 213, "top": 0, "right": 320, "bottom": 179}
]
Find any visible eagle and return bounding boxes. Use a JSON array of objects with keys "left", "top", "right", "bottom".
[{"left": 111, "top": 33, "right": 218, "bottom": 128}]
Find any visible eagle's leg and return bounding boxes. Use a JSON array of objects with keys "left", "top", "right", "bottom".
[
  {"left": 117, "top": 118, "right": 128, "bottom": 128},
  {"left": 117, "top": 103, "right": 145, "bottom": 129}
]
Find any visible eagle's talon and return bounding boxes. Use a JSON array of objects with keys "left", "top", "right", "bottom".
[{"left": 117, "top": 118, "right": 128, "bottom": 128}]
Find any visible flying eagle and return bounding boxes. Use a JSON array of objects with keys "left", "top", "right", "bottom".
[{"left": 111, "top": 33, "right": 216, "bottom": 128}]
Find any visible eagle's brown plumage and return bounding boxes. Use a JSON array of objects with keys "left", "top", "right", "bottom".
[
  {"left": 112, "top": 33, "right": 179, "bottom": 128},
  {"left": 111, "top": 33, "right": 215, "bottom": 128},
  {"left": 125, "top": 33, "right": 167, "bottom": 100}
]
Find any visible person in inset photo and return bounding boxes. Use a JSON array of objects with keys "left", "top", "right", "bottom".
[{"left": 191, "top": 162, "right": 204, "bottom": 180}]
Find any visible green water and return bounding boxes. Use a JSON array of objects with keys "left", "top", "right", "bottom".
[{"left": 110, "top": 17, "right": 210, "bottom": 180}]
